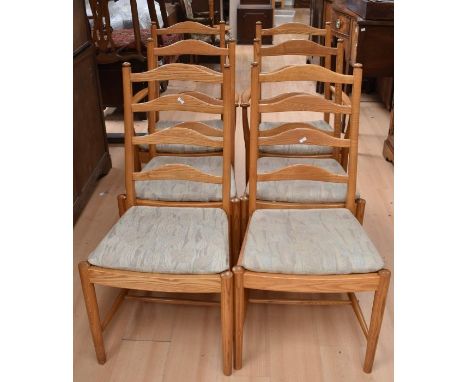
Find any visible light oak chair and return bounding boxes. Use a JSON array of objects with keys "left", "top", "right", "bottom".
[
  {"left": 233, "top": 62, "right": 390, "bottom": 374},
  {"left": 79, "top": 61, "right": 235, "bottom": 376},
  {"left": 240, "top": 22, "right": 346, "bottom": 179}
]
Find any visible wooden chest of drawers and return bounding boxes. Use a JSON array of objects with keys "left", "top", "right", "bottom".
[{"left": 329, "top": 3, "right": 393, "bottom": 78}]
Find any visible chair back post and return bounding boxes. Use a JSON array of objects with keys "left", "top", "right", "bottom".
[
  {"left": 345, "top": 64, "right": 363, "bottom": 213},
  {"left": 253, "top": 38, "right": 262, "bottom": 123},
  {"left": 222, "top": 63, "right": 233, "bottom": 215},
  {"left": 146, "top": 38, "right": 158, "bottom": 158},
  {"left": 228, "top": 40, "right": 237, "bottom": 160},
  {"left": 209, "top": 0, "right": 215, "bottom": 25},
  {"left": 331, "top": 38, "right": 344, "bottom": 161},
  {"left": 255, "top": 21, "right": 263, "bottom": 41},
  {"left": 323, "top": 21, "right": 332, "bottom": 124},
  {"left": 248, "top": 62, "right": 261, "bottom": 215},
  {"left": 122, "top": 62, "right": 137, "bottom": 208}
]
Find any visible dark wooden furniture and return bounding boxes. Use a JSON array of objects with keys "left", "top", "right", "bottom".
[
  {"left": 237, "top": 4, "right": 273, "bottom": 44},
  {"left": 294, "top": 0, "right": 311, "bottom": 8},
  {"left": 383, "top": 107, "right": 394, "bottom": 163},
  {"left": 311, "top": 0, "right": 393, "bottom": 103},
  {"left": 74, "top": 0, "right": 112, "bottom": 223}
]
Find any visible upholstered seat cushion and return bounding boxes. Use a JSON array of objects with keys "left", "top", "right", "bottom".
[
  {"left": 242, "top": 208, "right": 384, "bottom": 275},
  {"left": 247, "top": 157, "right": 355, "bottom": 203},
  {"left": 140, "top": 119, "right": 223, "bottom": 153},
  {"left": 88, "top": 206, "right": 229, "bottom": 274},
  {"left": 259, "top": 120, "right": 334, "bottom": 155},
  {"left": 136, "top": 156, "right": 236, "bottom": 202}
]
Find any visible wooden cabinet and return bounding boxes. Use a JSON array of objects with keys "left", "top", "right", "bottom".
[
  {"left": 237, "top": 4, "right": 273, "bottom": 44},
  {"left": 74, "top": 0, "right": 111, "bottom": 223}
]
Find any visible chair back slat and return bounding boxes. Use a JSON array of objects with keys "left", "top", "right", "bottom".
[
  {"left": 153, "top": 39, "right": 229, "bottom": 57},
  {"left": 132, "top": 126, "right": 223, "bottom": 147},
  {"left": 257, "top": 164, "right": 349, "bottom": 183},
  {"left": 133, "top": 163, "right": 222, "bottom": 183},
  {"left": 132, "top": 88, "right": 149, "bottom": 103},
  {"left": 260, "top": 39, "right": 338, "bottom": 57},
  {"left": 259, "top": 22, "right": 327, "bottom": 36},
  {"left": 259, "top": 64, "right": 354, "bottom": 84},
  {"left": 259, "top": 93, "right": 351, "bottom": 114},
  {"left": 155, "top": 20, "right": 223, "bottom": 35},
  {"left": 131, "top": 63, "right": 223, "bottom": 83},
  {"left": 258, "top": 126, "right": 350, "bottom": 148},
  {"left": 131, "top": 93, "right": 223, "bottom": 113}
]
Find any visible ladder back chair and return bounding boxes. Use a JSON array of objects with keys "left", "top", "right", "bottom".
[
  {"left": 233, "top": 62, "right": 390, "bottom": 374},
  {"left": 79, "top": 61, "right": 235, "bottom": 376}
]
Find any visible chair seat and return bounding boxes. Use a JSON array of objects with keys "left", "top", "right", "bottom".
[
  {"left": 259, "top": 120, "right": 334, "bottom": 156},
  {"left": 247, "top": 157, "right": 356, "bottom": 203},
  {"left": 241, "top": 208, "right": 384, "bottom": 275},
  {"left": 136, "top": 156, "right": 236, "bottom": 202},
  {"left": 88, "top": 206, "right": 230, "bottom": 274},
  {"left": 140, "top": 119, "right": 223, "bottom": 153}
]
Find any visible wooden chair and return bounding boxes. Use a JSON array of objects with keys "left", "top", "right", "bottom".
[
  {"left": 233, "top": 62, "right": 390, "bottom": 374},
  {"left": 137, "top": 31, "right": 235, "bottom": 165},
  {"left": 79, "top": 61, "right": 235, "bottom": 376}
]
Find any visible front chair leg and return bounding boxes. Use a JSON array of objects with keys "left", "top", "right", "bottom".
[
  {"left": 363, "top": 269, "right": 391, "bottom": 373},
  {"left": 220, "top": 271, "right": 233, "bottom": 376},
  {"left": 78, "top": 262, "right": 106, "bottom": 364},
  {"left": 232, "top": 266, "right": 245, "bottom": 370}
]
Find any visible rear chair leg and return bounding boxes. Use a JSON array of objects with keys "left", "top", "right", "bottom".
[
  {"left": 355, "top": 198, "right": 366, "bottom": 225},
  {"left": 240, "top": 196, "right": 249, "bottom": 242},
  {"left": 230, "top": 198, "right": 241, "bottom": 267},
  {"left": 233, "top": 266, "right": 245, "bottom": 370},
  {"left": 363, "top": 269, "right": 391, "bottom": 373},
  {"left": 221, "top": 271, "right": 233, "bottom": 376},
  {"left": 117, "top": 194, "right": 127, "bottom": 217},
  {"left": 78, "top": 262, "right": 106, "bottom": 364}
]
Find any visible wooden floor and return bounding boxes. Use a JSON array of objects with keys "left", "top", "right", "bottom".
[{"left": 74, "top": 9, "right": 393, "bottom": 382}]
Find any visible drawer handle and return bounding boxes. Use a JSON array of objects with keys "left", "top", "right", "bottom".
[{"left": 335, "top": 19, "right": 341, "bottom": 29}]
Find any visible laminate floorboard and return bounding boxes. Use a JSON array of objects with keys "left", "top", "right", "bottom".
[{"left": 74, "top": 9, "right": 393, "bottom": 382}]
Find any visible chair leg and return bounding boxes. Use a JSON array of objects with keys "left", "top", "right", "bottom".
[
  {"left": 221, "top": 271, "right": 233, "bottom": 376},
  {"left": 240, "top": 196, "right": 249, "bottom": 242},
  {"left": 78, "top": 262, "right": 106, "bottom": 364},
  {"left": 355, "top": 198, "right": 366, "bottom": 225},
  {"left": 233, "top": 266, "right": 245, "bottom": 370},
  {"left": 363, "top": 269, "right": 391, "bottom": 373},
  {"left": 230, "top": 198, "right": 241, "bottom": 267},
  {"left": 117, "top": 194, "right": 127, "bottom": 217}
]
